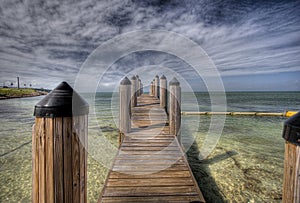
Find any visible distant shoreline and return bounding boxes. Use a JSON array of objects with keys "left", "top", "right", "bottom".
[{"left": 0, "top": 88, "right": 48, "bottom": 100}]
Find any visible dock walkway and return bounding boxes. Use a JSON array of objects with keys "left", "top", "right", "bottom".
[{"left": 99, "top": 94, "right": 205, "bottom": 203}]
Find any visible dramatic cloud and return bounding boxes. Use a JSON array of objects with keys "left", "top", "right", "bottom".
[{"left": 0, "top": 0, "right": 299, "bottom": 91}]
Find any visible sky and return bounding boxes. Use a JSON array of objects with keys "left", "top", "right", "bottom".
[{"left": 0, "top": 0, "right": 300, "bottom": 91}]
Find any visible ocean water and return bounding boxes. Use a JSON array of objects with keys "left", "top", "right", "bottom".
[{"left": 0, "top": 92, "right": 299, "bottom": 202}]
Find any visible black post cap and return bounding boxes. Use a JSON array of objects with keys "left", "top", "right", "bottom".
[
  {"left": 282, "top": 111, "right": 300, "bottom": 146},
  {"left": 34, "top": 81, "right": 89, "bottom": 117},
  {"left": 120, "top": 77, "right": 131, "bottom": 85},
  {"left": 169, "top": 77, "right": 180, "bottom": 86}
]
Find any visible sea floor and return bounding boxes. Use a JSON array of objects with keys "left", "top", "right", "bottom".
[{"left": 0, "top": 115, "right": 285, "bottom": 202}]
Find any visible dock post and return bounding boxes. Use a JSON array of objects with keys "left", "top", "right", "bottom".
[
  {"left": 32, "top": 81, "right": 89, "bottom": 203},
  {"left": 130, "top": 76, "right": 137, "bottom": 109},
  {"left": 119, "top": 77, "right": 131, "bottom": 145},
  {"left": 136, "top": 75, "right": 140, "bottom": 97},
  {"left": 152, "top": 80, "right": 155, "bottom": 96},
  {"left": 138, "top": 79, "right": 142, "bottom": 96},
  {"left": 169, "top": 77, "right": 181, "bottom": 138},
  {"left": 160, "top": 75, "right": 167, "bottom": 111},
  {"left": 282, "top": 112, "right": 300, "bottom": 203},
  {"left": 150, "top": 82, "right": 153, "bottom": 96},
  {"left": 154, "top": 75, "right": 159, "bottom": 98}
]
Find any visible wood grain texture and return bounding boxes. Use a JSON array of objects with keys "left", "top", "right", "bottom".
[
  {"left": 54, "top": 117, "right": 64, "bottom": 202},
  {"left": 63, "top": 117, "right": 73, "bottom": 203},
  {"left": 98, "top": 94, "right": 205, "bottom": 203},
  {"left": 38, "top": 118, "right": 46, "bottom": 203},
  {"left": 33, "top": 114, "right": 88, "bottom": 203},
  {"left": 45, "top": 118, "right": 54, "bottom": 203},
  {"left": 72, "top": 116, "right": 80, "bottom": 203},
  {"left": 283, "top": 142, "right": 300, "bottom": 203},
  {"left": 32, "top": 123, "right": 39, "bottom": 203},
  {"left": 160, "top": 76, "right": 167, "bottom": 109}
]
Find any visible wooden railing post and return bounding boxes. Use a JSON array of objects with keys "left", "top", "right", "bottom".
[
  {"left": 154, "top": 75, "right": 159, "bottom": 98},
  {"left": 140, "top": 82, "right": 143, "bottom": 95},
  {"left": 160, "top": 75, "right": 167, "bottom": 111},
  {"left": 33, "top": 81, "right": 89, "bottom": 203},
  {"left": 138, "top": 79, "right": 142, "bottom": 96},
  {"left": 169, "top": 77, "right": 181, "bottom": 137},
  {"left": 150, "top": 82, "right": 153, "bottom": 96},
  {"left": 282, "top": 112, "right": 300, "bottom": 203},
  {"left": 152, "top": 79, "right": 155, "bottom": 96},
  {"left": 130, "top": 76, "right": 137, "bottom": 109},
  {"left": 136, "top": 75, "right": 140, "bottom": 97},
  {"left": 119, "top": 77, "right": 131, "bottom": 144}
]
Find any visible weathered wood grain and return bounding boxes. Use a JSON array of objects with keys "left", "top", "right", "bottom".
[
  {"left": 54, "top": 117, "right": 64, "bottom": 202},
  {"left": 283, "top": 142, "right": 300, "bottom": 203},
  {"left": 45, "top": 118, "right": 54, "bottom": 203}
]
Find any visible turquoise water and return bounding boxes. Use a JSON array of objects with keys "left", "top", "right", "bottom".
[{"left": 0, "top": 92, "right": 299, "bottom": 202}]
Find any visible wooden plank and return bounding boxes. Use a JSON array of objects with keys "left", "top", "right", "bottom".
[
  {"left": 120, "top": 146, "right": 179, "bottom": 151},
  {"left": 84, "top": 115, "right": 88, "bottom": 203},
  {"left": 118, "top": 150, "right": 182, "bottom": 155},
  {"left": 32, "top": 122, "right": 39, "bottom": 203},
  {"left": 121, "top": 142, "right": 177, "bottom": 147},
  {"left": 54, "top": 117, "right": 64, "bottom": 202},
  {"left": 101, "top": 195, "right": 202, "bottom": 203},
  {"left": 107, "top": 177, "right": 194, "bottom": 187},
  {"left": 72, "top": 117, "right": 80, "bottom": 203},
  {"left": 38, "top": 118, "right": 46, "bottom": 203},
  {"left": 45, "top": 118, "right": 54, "bottom": 203},
  {"left": 114, "top": 159, "right": 184, "bottom": 165},
  {"left": 109, "top": 170, "right": 191, "bottom": 179},
  {"left": 112, "top": 165, "right": 188, "bottom": 172},
  {"left": 78, "top": 115, "right": 87, "bottom": 203},
  {"left": 63, "top": 117, "right": 73, "bottom": 203},
  {"left": 102, "top": 186, "right": 198, "bottom": 197}
]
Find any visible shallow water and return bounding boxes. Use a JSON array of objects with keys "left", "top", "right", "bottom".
[{"left": 0, "top": 92, "right": 299, "bottom": 202}]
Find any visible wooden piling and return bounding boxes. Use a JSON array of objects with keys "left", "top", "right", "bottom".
[
  {"left": 138, "top": 79, "right": 142, "bottom": 96},
  {"left": 135, "top": 75, "right": 140, "bottom": 97},
  {"left": 140, "top": 82, "right": 143, "bottom": 95},
  {"left": 154, "top": 75, "right": 159, "bottom": 98},
  {"left": 130, "top": 76, "right": 137, "bottom": 109},
  {"left": 169, "top": 77, "right": 181, "bottom": 137},
  {"left": 160, "top": 75, "right": 167, "bottom": 111},
  {"left": 32, "top": 81, "right": 89, "bottom": 203},
  {"left": 119, "top": 77, "right": 131, "bottom": 145},
  {"left": 150, "top": 82, "right": 154, "bottom": 96},
  {"left": 282, "top": 112, "right": 300, "bottom": 203},
  {"left": 152, "top": 80, "right": 155, "bottom": 97}
]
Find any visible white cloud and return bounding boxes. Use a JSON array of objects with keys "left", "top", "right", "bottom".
[{"left": 0, "top": 0, "right": 299, "bottom": 90}]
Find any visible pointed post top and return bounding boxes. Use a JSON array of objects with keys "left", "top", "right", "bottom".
[
  {"left": 136, "top": 75, "right": 139, "bottom": 78},
  {"left": 131, "top": 75, "right": 137, "bottom": 80},
  {"left": 169, "top": 77, "right": 180, "bottom": 86},
  {"left": 160, "top": 75, "right": 166, "bottom": 80},
  {"left": 120, "top": 77, "right": 131, "bottom": 85},
  {"left": 155, "top": 75, "right": 159, "bottom": 78},
  {"left": 34, "top": 81, "right": 89, "bottom": 117}
]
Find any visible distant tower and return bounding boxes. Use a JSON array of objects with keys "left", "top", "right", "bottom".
[{"left": 17, "top": 77, "right": 20, "bottom": 89}]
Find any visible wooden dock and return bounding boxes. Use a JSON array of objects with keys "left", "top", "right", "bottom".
[
  {"left": 31, "top": 79, "right": 299, "bottom": 203},
  {"left": 99, "top": 94, "right": 205, "bottom": 203}
]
